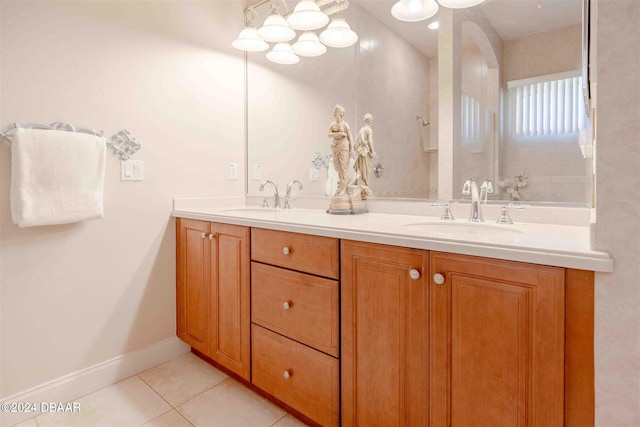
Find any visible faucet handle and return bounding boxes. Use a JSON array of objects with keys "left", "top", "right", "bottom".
[
  {"left": 262, "top": 198, "right": 270, "bottom": 208},
  {"left": 440, "top": 203, "right": 455, "bottom": 221},
  {"left": 481, "top": 178, "right": 494, "bottom": 194},
  {"left": 462, "top": 178, "right": 475, "bottom": 196},
  {"left": 496, "top": 205, "right": 513, "bottom": 224}
]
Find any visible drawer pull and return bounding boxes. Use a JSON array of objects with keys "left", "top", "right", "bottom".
[
  {"left": 283, "top": 370, "right": 291, "bottom": 379},
  {"left": 433, "top": 273, "right": 446, "bottom": 285},
  {"left": 282, "top": 246, "right": 290, "bottom": 255},
  {"left": 409, "top": 269, "right": 421, "bottom": 280},
  {"left": 282, "top": 301, "right": 291, "bottom": 310}
]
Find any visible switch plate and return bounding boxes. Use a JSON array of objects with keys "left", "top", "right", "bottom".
[
  {"left": 228, "top": 163, "right": 238, "bottom": 180},
  {"left": 121, "top": 160, "right": 144, "bottom": 181},
  {"left": 253, "top": 164, "right": 262, "bottom": 180},
  {"left": 309, "top": 167, "right": 320, "bottom": 182}
]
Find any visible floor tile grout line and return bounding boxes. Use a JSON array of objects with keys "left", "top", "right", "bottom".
[
  {"left": 138, "top": 407, "right": 195, "bottom": 427},
  {"left": 270, "top": 413, "right": 289, "bottom": 426},
  {"left": 136, "top": 373, "right": 177, "bottom": 409}
]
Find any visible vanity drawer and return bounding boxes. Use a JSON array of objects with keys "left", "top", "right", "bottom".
[
  {"left": 252, "top": 325, "right": 340, "bottom": 427},
  {"left": 251, "top": 228, "right": 339, "bottom": 279},
  {"left": 251, "top": 262, "right": 339, "bottom": 357}
]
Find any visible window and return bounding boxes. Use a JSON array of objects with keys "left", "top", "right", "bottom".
[
  {"left": 508, "top": 72, "right": 587, "bottom": 137},
  {"left": 461, "top": 94, "right": 492, "bottom": 149}
]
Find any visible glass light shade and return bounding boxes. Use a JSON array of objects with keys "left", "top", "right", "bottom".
[
  {"left": 391, "top": 0, "right": 439, "bottom": 22},
  {"left": 428, "top": 21, "right": 439, "bottom": 30},
  {"left": 319, "top": 18, "right": 358, "bottom": 48},
  {"left": 266, "top": 43, "right": 300, "bottom": 64},
  {"left": 286, "top": 0, "right": 330, "bottom": 30},
  {"left": 437, "top": 0, "right": 486, "bottom": 8},
  {"left": 232, "top": 26, "right": 269, "bottom": 52},
  {"left": 292, "top": 32, "right": 327, "bottom": 57},
  {"left": 257, "top": 12, "right": 296, "bottom": 42}
]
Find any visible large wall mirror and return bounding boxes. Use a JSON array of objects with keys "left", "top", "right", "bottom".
[{"left": 246, "top": 0, "right": 591, "bottom": 206}]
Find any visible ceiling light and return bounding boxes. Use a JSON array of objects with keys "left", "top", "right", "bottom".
[
  {"left": 292, "top": 32, "right": 327, "bottom": 57},
  {"left": 258, "top": 12, "right": 296, "bottom": 42},
  {"left": 232, "top": 26, "right": 269, "bottom": 52},
  {"left": 319, "top": 18, "right": 358, "bottom": 48},
  {"left": 428, "top": 21, "right": 439, "bottom": 30},
  {"left": 287, "top": 0, "right": 330, "bottom": 31},
  {"left": 266, "top": 43, "right": 300, "bottom": 64},
  {"left": 437, "top": 0, "right": 486, "bottom": 8},
  {"left": 391, "top": 0, "right": 439, "bottom": 22}
]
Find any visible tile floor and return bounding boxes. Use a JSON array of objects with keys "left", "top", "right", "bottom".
[{"left": 13, "top": 353, "right": 306, "bottom": 427}]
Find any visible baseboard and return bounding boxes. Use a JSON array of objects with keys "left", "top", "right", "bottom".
[{"left": 1, "top": 336, "right": 189, "bottom": 426}]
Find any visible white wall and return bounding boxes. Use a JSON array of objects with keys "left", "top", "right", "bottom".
[
  {"left": 0, "top": 0, "right": 245, "bottom": 399},
  {"left": 593, "top": 0, "right": 640, "bottom": 425}
]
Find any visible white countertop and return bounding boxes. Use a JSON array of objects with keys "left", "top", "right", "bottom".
[{"left": 172, "top": 199, "right": 613, "bottom": 273}]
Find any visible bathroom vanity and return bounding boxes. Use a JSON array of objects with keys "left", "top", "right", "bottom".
[{"left": 174, "top": 202, "right": 609, "bottom": 427}]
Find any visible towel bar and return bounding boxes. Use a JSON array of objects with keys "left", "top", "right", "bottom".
[{"left": 0, "top": 121, "right": 141, "bottom": 160}]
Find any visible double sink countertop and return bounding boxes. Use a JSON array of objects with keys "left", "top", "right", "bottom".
[{"left": 172, "top": 197, "right": 613, "bottom": 273}]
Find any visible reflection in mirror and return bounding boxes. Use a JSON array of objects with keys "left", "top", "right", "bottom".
[{"left": 246, "top": 0, "right": 591, "bottom": 206}]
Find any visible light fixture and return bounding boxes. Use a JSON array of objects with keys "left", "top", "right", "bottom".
[
  {"left": 391, "top": 0, "right": 439, "bottom": 22},
  {"left": 292, "top": 32, "right": 327, "bottom": 57},
  {"left": 266, "top": 43, "right": 300, "bottom": 64},
  {"left": 437, "top": 0, "right": 486, "bottom": 8},
  {"left": 428, "top": 21, "right": 439, "bottom": 30},
  {"left": 319, "top": 18, "right": 358, "bottom": 48},
  {"left": 232, "top": 0, "right": 358, "bottom": 65},
  {"left": 257, "top": 11, "right": 296, "bottom": 42},
  {"left": 287, "top": 0, "right": 330, "bottom": 31},
  {"left": 232, "top": 26, "right": 269, "bottom": 52}
]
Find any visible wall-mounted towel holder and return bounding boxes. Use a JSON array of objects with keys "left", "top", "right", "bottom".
[{"left": 0, "top": 121, "right": 141, "bottom": 160}]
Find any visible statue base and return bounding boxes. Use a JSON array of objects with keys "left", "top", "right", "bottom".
[{"left": 327, "top": 187, "right": 368, "bottom": 215}]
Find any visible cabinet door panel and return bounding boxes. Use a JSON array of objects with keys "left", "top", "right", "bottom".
[
  {"left": 176, "top": 218, "right": 210, "bottom": 354},
  {"left": 210, "top": 223, "right": 251, "bottom": 380},
  {"left": 430, "top": 252, "right": 565, "bottom": 427},
  {"left": 341, "top": 241, "right": 428, "bottom": 427}
]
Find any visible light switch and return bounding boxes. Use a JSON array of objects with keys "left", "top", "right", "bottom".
[
  {"left": 309, "top": 167, "right": 320, "bottom": 182},
  {"left": 228, "top": 163, "right": 238, "bottom": 180},
  {"left": 121, "top": 160, "right": 144, "bottom": 181},
  {"left": 253, "top": 164, "right": 262, "bottom": 180}
]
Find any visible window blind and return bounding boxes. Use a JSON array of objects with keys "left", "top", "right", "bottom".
[
  {"left": 462, "top": 94, "right": 492, "bottom": 146},
  {"left": 508, "top": 73, "right": 586, "bottom": 136}
]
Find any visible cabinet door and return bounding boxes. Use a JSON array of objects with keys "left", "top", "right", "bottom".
[
  {"left": 176, "top": 218, "right": 211, "bottom": 355},
  {"left": 209, "top": 223, "right": 251, "bottom": 380},
  {"left": 341, "top": 241, "right": 429, "bottom": 427},
  {"left": 430, "top": 252, "right": 565, "bottom": 427}
]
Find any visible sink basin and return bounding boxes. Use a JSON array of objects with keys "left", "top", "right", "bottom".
[{"left": 403, "top": 221, "right": 523, "bottom": 237}]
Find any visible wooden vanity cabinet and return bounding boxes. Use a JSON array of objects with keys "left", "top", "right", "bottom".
[
  {"left": 251, "top": 229, "right": 340, "bottom": 427},
  {"left": 176, "top": 218, "right": 250, "bottom": 380},
  {"left": 341, "top": 242, "right": 575, "bottom": 427},
  {"left": 430, "top": 251, "right": 565, "bottom": 427},
  {"left": 341, "top": 240, "right": 430, "bottom": 427}
]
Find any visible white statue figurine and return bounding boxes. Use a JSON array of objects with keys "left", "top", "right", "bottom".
[
  {"left": 354, "top": 113, "right": 377, "bottom": 197},
  {"left": 328, "top": 104, "right": 353, "bottom": 196}
]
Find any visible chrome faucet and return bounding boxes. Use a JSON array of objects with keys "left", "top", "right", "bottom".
[
  {"left": 259, "top": 180, "right": 280, "bottom": 208},
  {"left": 284, "top": 180, "right": 303, "bottom": 209},
  {"left": 462, "top": 178, "right": 494, "bottom": 222}
]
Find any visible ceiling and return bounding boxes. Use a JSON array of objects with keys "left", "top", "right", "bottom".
[{"left": 354, "top": 0, "right": 583, "bottom": 58}]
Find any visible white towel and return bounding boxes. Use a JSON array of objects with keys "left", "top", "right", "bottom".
[{"left": 10, "top": 128, "right": 106, "bottom": 227}]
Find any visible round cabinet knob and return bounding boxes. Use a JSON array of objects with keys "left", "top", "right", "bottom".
[
  {"left": 282, "top": 301, "right": 291, "bottom": 310},
  {"left": 409, "top": 269, "right": 421, "bottom": 280},
  {"left": 282, "top": 246, "right": 290, "bottom": 255},
  {"left": 283, "top": 370, "right": 291, "bottom": 379},
  {"left": 201, "top": 232, "right": 206, "bottom": 239},
  {"left": 433, "top": 273, "right": 446, "bottom": 285},
  {"left": 208, "top": 233, "right": 214, "bottom": 240}
]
